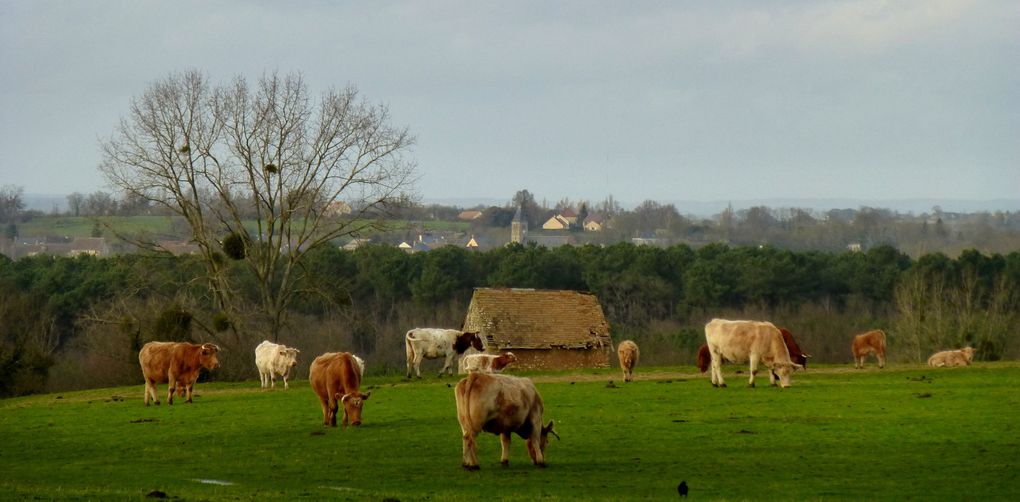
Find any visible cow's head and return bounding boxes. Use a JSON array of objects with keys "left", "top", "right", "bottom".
[
  {"left": 961, "top": 347, "right": 976, "bottom": 362},
  {"left": 771, "top": 362, "right": 802, "bottom": 388},
  {"left": 454, "top": 331, "right": 484, "bottom": 354},
  {"left": 283, "top": 348, "right": 300, "bottom": 367},
  {"left": 337, "top": 391, "right": 371, "bottom": 427},
  {"left": 200, "top": 343, "right": 220, "bottom": 371},
  {"left": 539, "top": 420, "right": 559, "bottom": 454}
]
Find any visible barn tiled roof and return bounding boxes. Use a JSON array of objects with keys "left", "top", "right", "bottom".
[{"left": 463, "top": 288, "right": 611, "bottom": 350}]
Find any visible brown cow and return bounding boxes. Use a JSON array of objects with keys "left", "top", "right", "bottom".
[
  {"left": 696, "top": 327, "right": 808, "bottom": 373},
  {"left": 704, "top": 319, "right": 802, "bottom": 388},
  {"left": 617, "top": 340, "right": 639, "bottom": 382},
  {"left": 139, "top": 341, "right": 220, "bottom": 406},
  {"left": 455, "top": 373, "right": 557, "bottom": 470},
  {"left": 852, "top": 330, "right": 887, "bottom": 369},
  {"left": 927, "top": 347, "right": 976, "bottom": 367},
  {"left": 309, "top": 352, "right": 371, "bottom": 427}
]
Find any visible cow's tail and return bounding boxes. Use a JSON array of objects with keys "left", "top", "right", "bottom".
[
  {"left": 404, "top": 330, "right": 416, "bottom": 363},
  {"left": 456, "top": 372, "right": 480, "bottom": 426}
]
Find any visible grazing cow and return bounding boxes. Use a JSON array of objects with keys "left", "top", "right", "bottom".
[
  {"left": 405, "top": 328, "right": 483, "bottom": 378},
  {"left": 455, "top": 373, "right": 557, "bottom": 470},
  {"left": 460, "top": 352, "right": 517, "bottom": 374},
  {"left": 617, "top": 340, "right": 639, "bottom": 382},
  {"left": 704, "top": 319, "right": 802, "bottom": 388},
  {"left": 852, "top": 330, "right": 887, "bottom": 369},
  {"left": 309, "top": 352, "right": 371, "bottom": 427},
  {"left": 696, "top": 327, "right": 808, "bottom": 373},
  {"left": 138, "top": 341, "right": 220, "bottom": 406},
  {"left": 254, "top": 340, "right": 300, "bottom": 389},
  {"left": 927, "top": 347, "right": 976, "bottom": 368}
]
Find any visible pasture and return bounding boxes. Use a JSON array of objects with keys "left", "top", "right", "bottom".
[{"left": 1, "top": 363, "right": 1018, "bottom": 500}]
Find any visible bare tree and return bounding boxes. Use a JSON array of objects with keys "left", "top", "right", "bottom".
[
  {"left": 100, "top": 70, "right": 416, "bottom": 341},
  {"left": 0, "top": 185, "right": 25, "bottom": 224},
  {"left": 66, "top": 192, "right": 85, "bottom": 217}
]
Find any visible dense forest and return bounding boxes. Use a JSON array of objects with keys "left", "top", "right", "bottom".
[{"left": 2, "top": 241, "right": 1018, "bottom": 397}]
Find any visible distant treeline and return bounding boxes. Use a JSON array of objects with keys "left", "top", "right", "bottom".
[{"left": 2, "top": 242, "right": 1018, "bottom": 397}]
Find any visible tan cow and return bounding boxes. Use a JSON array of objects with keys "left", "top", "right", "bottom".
[
  {"left": 309, "top": 352, "right": 371, "bottom": 427},
  {"left": 617, "top": 340, "right": 639, "bottom": 382},
  {"left": 852, "top": 330, "right": 887, "bottom": 369},
  {"left": 928, "top": 347, "right": 976, "bottom": 367},
  {"left": 455, "top": 373, "right": 557, "bottom": 470},
  {"left": 704, "top": 319, "right": 802, "bottom": 388},
  {"left": 697, "top": 327, "right": 808, "bottom": 374},
  {"left": 460, "top": 352, "right": 517, "bottom": 374},
  {"left": 138, "top": 341, "right": 220, "bottom": 406}
]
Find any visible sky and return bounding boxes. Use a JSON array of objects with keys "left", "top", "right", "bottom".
[{"left": 1, "top": 0, "right": 1018, "bottom": 210}]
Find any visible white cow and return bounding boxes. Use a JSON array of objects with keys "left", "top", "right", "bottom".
[
  {"left": 928, "top": 347, "right": 976, "bottom": 367},
  {"left": 405, "top": 328, "right": 483, "bottom": 378},
  {"left": 704, "top": 319, "right": 802, "bottom": 388},
  {"left": 460, "top": 352, "right": 517, "bottom": 374},
  {"left": 254, "top": 340, "right": 300, "bottom": 389}
]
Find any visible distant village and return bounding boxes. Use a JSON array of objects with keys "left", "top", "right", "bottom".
[{"left": 2, "top": 189, "right": 1019, "bottom": 260}]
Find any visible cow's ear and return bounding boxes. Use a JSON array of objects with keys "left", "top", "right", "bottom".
[{"left": 361, "top": 391, "right": 371, "bottom": 401}]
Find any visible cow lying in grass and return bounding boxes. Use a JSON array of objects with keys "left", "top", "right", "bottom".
[{"left": 928, "top": 347, "right": 976, "bottom": 368}]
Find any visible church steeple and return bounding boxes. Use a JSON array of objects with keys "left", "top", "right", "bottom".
[{"left": 510, "top": 204, "right": 527, "bottom": 244}]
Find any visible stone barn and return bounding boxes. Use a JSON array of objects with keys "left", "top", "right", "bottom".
[{"left": 462, "top": 288, "right": 612, "bottom": 370}]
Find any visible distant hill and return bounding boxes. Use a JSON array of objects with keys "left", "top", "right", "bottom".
[
  {"left": 24, "top": 194, "right": 67, "bottom": 213},
  {"left": 26, "top": 193, "right": 1020, "bottom": 217},
  {"left": 423, "top": 196, "right": 1020, "bottom": 217}
]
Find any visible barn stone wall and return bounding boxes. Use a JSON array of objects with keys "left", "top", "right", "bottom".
[{"left": 505, "top": 348, "right": 611, "bottom": 371}]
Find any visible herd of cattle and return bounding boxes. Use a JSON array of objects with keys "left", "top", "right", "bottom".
[{"left": 136, "top": 319, "right": 978, "bottom": 469}]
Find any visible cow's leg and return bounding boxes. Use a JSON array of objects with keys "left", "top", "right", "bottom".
[
  {"left": 270, "top": 373, "right": 276, "bottom": 389},
  {"left": 710, "top": 353, "right": 725, "bottom": 387},
  {"left": 144, "top": 378, "right": 156, "bottom": 406},
  {"left": 747, "top": 356, "right": 759, "bottom": 387},
  {"left": 768, "top": 367, "right": 778, "bottom": 386},
  {"left": 878, "top": 352, "right": 886, "bottom": 369},
  {"left": 462, "top": 430, "right": 480, "bottom": 470},
  {"left": 440, "top": 354, "right": 455, "bottom": 377},
  {"left": 413, "top": 353, "right": 425, "bottom": 379},
  {"left": 185, "top": 380, "right": 194, "bottom": 403},
  {"left": 282, "top": 373, "right": 289, "bottom": 390},
  {"left": 500, "top": 433, "right": 512, "bottom": 466},
  {"left": 166, "top": 372, "right": 176, "bottom": 405},
  {"left": 526, "top": 434, "right": 546, "bottom": 467}
]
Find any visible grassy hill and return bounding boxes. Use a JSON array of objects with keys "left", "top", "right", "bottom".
[{"left": 1, "top": 364, "right": 1018, "bottom": 500}]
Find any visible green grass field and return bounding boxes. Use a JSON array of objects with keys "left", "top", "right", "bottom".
[{"left": 1, "top": 363, "right": 1018, "bottom": 501}]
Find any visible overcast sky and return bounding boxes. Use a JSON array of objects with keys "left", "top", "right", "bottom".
[{"left": 1, "top": 0, "right": 1017, "bottom": 208}]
